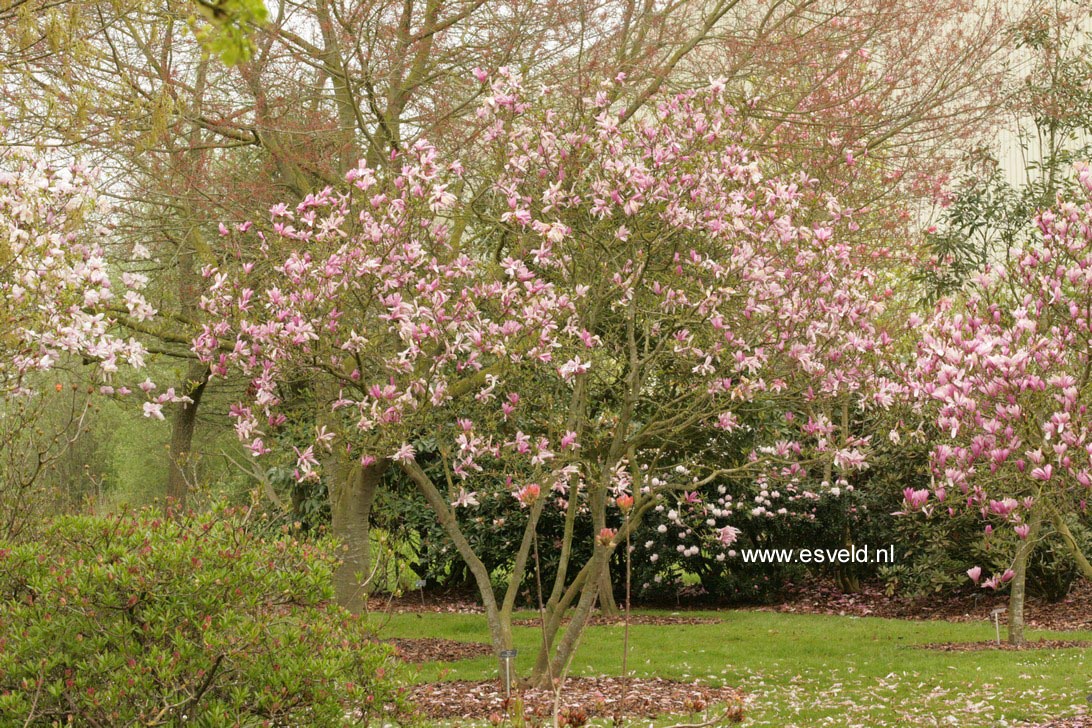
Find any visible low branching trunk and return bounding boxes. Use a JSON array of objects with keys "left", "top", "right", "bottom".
[
  {"left": 590, "top": 486, "right": 619, "bottom": 616},
  {"left": 537, "top": 546, "right": 609, "bottom": 685},
  {"left": 330, "top": 458, "right": 386, "bottom": 614},
  {"left": 1008, "top": 508, "right": 1043, "bottom": 645},
  {"left": 401, "top": 460, "right": 514, "bottom": 675}
]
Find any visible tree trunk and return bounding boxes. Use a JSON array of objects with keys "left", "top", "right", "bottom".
[
  {"left": 834, "top": 525, "right": 860, "bottom": 593},
  {"left": 166, "top": 364, "right": 210, "bottom": 508},
  {"left": 537, "top": 547, "right": 609, "bottom": 686},
  {"left": 596, "top": 562, "right": 619, "bottom": 615},
  {"left": 1008, "top": 508, "right": 1043, "bottom": 646},
  {"left": 589, "top": 486, "right": 619, "bottom": 616},
  {"left": 330, "top": 458, "right": 387, "bottom": 614},
  {"left": 399, "top": 460, "right": 516, "bottom": 675}
]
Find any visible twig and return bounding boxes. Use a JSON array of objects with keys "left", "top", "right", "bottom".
[
  {"left": 619, "top": 511, "right": 632, "bottom": 727},
  {"left": 21, "top": 670, "right": 43, "bottom": 728},
  {"left": 532, "top": 532, "right": 558, "bottom": 726},
  {"left": 182, "top": 653, "right": 225, "bottom": 719},
  {"left": 221, "top": 449, "right": 288, "bottom": 512}
]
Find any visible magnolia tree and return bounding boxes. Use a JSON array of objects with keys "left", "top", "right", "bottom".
[
  {"left": 907, "top": 164, "right": 1092, "bottom": 644},
  {"left": 196, "top": 73, "right": 899, "bottom": 683},
  {"left": 0, "top": 151, "right": 181, "bottom": 534}
]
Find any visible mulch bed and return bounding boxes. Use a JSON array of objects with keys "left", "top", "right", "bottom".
[
  {"left": 384, "top": 637, "right": 493, "bottom": 663},
  {"left": 367, "top": 586, "right": 484, "bottom": 614},
  {"left": 916, "top": 639, "right": 1092, "bottom": 652},
  {"left": 1030, "top": 717, "right": 1092, "bottom": 727},
  {"left": 407, "top": 677, "right": 745, "bottom": 723},
  {"left": 511, "top": 614, "right": 720, "bottom": 627}
]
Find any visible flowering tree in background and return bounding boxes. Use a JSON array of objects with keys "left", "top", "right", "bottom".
[
  {"left": 0, "top": 152, "right": 181, "bottom": 535},
  {"left": 196, "top": 73, "right": 900, "bottom": 682},
  {"left": 907, "top": 163, "right": 1092, "bottom": 644}
]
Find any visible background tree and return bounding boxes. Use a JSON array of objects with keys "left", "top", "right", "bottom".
[
  {"left": 0, "top": 151, "right": 177, "bottom": 535},
  {"left": 907, "top": 163, "right": 1092, "bottom": 644}
]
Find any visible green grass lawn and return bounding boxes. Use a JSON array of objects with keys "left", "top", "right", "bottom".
[{"left": 369, "top": 608, "right": 1092, "bottom": 726}]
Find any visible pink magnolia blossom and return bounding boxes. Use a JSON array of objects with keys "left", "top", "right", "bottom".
[{"left": 192, "top": 79, "right": 902, "bottom": 593}]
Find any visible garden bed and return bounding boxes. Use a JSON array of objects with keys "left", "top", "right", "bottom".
[
  {"left": 916, "top": 639, "right": 1092, "bottom": 652},
  {"left": 407, "top": 677, "right": 745, "bottom": 723},
  {"left": 385, "top": 637, "right": 494, "bottom": 663}
]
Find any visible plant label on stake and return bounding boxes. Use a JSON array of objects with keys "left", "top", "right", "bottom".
[
  {"left": 991, "top": 607, "right": 1006, "bottom": 646},
  {"left": 500, "top": 650, "right": 517, "bottom": 696}
]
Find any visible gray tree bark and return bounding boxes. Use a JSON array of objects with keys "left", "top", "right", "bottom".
[
  {"left": 1007, "top": 508, "right": 1043, "bottom": 645},
  {"left": 330, "top": 458, "right": 387, "bottom": 614}
]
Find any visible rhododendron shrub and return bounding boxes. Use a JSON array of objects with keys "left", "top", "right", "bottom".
[
  {"left": 908, "top": 163, "right": 1092, "bottom": 644},
  {"left": 0, "top": 505, "right": 408, "bottom": 725},
  {"left": 197, "top": 73, "right": 899, "bottom": 683}
]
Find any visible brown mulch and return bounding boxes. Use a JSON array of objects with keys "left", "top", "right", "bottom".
[
  {"left": 747, "top": 578, "right": 1092, "bottom": 632},
  {"left": 511, "top": 614, "right": 720, "bottom": 627},
  {"left": 1029, "top": 716, "right": 1092, "bottom": 727},
  {"left": 384, "top": 637, "right": 493, "bottom": 663},
  {"left": 407, "top": 677, "right": 745, "bottom": 723},
  {"left": 367, "top": 586, "right": 484, "bottom": 614},
  {"left": 916, "top": 638, "right": 1092, "bottom": 652}
]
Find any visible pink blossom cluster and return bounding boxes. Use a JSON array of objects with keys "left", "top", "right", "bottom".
[
  {"left": 0, "top": 151, "right": 166, "bottom": 411},
  {"left": 909, "top": 163, "right": 1092, "bottom": 588},
  {"left": 196, "top": 73, "right": 900, "bottom": 551}
]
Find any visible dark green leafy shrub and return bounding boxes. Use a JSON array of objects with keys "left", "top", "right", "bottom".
[{"left": 0, "top": 505, "right": 411, "bottom": 726}]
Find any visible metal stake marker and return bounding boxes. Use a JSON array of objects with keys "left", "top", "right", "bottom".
[
  {"left": 415, "top": 579, "right": 426, "bottom": 607},
  {"left": 991, "top": 607, "right": 1006, "bottom": 645},
  {"left": 500, "top": 649, "right": 517, "bottom": 697}
]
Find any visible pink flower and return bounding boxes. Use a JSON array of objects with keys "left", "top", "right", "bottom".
[
  {"left": 718, "top": 525, "right": 741, "bottom": 546},
  {"left": 615, "top": 494, "right": 634, "bottom": 512},
  {"left": 988, "top": 498, "right": 1018, "bottom": 517},
  {"left": 1000, "top": 569, "right": 1015, "bottom": 583},
  {"left": 903, "top": 488, "right": 929, "bottom": 510},
  {"left": 558, "top": 356, "right": 590, "bottom": 381},
  {"left": 1015, "top": 523, "right": 1031, "bottom": 539},
  {"left": 453, "top": 489, "right": 479, "bottom": 508},
  {"left": 596, "top": 528, "right": 616, "bottom": 547},
  {"left": 1030, "top": 464, "right": 1053, "bottom": 481},
  {"left": 966, "top": 566, "right": 982, "bottom": 584}
]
